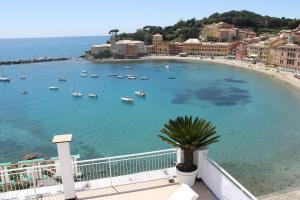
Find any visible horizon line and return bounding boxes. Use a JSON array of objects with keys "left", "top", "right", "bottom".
[{"left": 0, "top": 34, "right": 110, "bottom": 40}]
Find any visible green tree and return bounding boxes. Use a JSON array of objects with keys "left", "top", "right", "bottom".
[{"left": 158, "top": 116, "right": 220, "bottom": 172}]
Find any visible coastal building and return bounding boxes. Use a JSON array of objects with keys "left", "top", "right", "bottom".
[
  {"left": 238, "top": 29, "right": 256, "bottom": 39},
  {"left": 152, "top": 33, "right": 169, "bottom": 55},
  {"left": 278, "top": 43, "right": 300, "bottom": 71},
  {"left": 246, "top": 41, "right": 264, "bottom": 62},
  {"left": 169, "top": 42, "right": 183, "bottom": 55},
  {"left": 145, "top": 45, "right": 154, "bottom": 55},
  {"left": 182, "top": 38, "right": 230, "bottom": 56},
  {"left": 112, "top": 40, "right": 146, "bottom": 59},
  {"left": 90, "top": 44, "right": 111, "bottom": 58},
  {"left": 201, "top": 22, "right": 237, "bottom": 42},
  {"left": 182, "top": 38, "right": 202, "bottom": 55},
  {"left": 200, "top": 42, "right": 230, "bottom": 56}
]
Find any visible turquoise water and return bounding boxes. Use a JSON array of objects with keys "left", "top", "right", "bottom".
[{"left": 1, "top": 37, "right": 300, "bottom": 195}]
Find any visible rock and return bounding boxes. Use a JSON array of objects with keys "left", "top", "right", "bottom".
[{"left": 23, "top": 153, "right": 38, "bottom": 160}]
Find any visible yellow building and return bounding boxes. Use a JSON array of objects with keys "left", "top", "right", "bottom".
[
  {"left": 182, "top": 38, "right": 202, "bottom": 55},
  {"left": 200, "top": 42, "right": 230, "bottom": 56},
  {"left": 152, "top": 34, "right": 169, "bottom": 55},
  {"left": 182, "top": 38, "right": 230, "bottom": 56}
]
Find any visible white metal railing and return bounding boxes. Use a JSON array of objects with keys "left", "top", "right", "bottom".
[
  {"left": 201, "top": 153, "right": 257, "bottom": 200},
  {"left": 73, "top": 148, "right": 177, "bottom": 190},
  {"left": 0, "top": 148, "right": 258, "bottom": 200},
  {"left": 0, "top": 163, "right": 63, "bottom": 199}
]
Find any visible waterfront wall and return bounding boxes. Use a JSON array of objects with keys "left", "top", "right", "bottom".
[{"left": 0, "top": 57, "right": 70, "bottom": 66}]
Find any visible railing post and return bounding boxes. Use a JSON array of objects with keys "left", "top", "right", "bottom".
[
  {"left": 52, "top": 134, "right": 76, "bottom": 200},
  {"left": 176, "top": 148, "right": 182, "bottom": 164},
  {"left": 108, "top": 158, "right": 113, "bottom": 186}
]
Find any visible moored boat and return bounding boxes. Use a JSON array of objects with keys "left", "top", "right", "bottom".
[
  {"left": 134, "top": 90, "right": 146, "bottom": 97},
  {"left": 88, "top": 93, "right": 98, "bottom": 98},
  {"left": 20, "top": 75, "right": 26, "bottom": 80},
  {"left": 108, "top": 74, "right": 117, "bottom": 76},
  {"left": 58, "top": 77, "right": 67, "bottom": 81},
  {"left": 125, "top": 66, "right": 131, "bottom": 69},
  {"left": 117, "top": 75, "right": 124, "bottom": 79},
  {"left": 140, "top": 76, "right": 149, "bottom": 80},
  {"left": 0, "top": 76, "right": 10, "bottom": 82},
  {"left": 128, "top": 76, "right": 136, "bottom": 80},
  {"left": 91, "top": 74, "right": 99, "bottom": 78},
  {"left": 49, "top": 86, "right": 59, "bottom": 90},
  {"left": 80, "top": 73, "right": 87, "bottom": 77},
  {"left": 81, "top": 70, "right": 88, "bottom": 73},
  {"left": 72, "top": 92, "right": 83, "bottom": 97},
  {"left": 21, "top": 91, "right": 27, "bottom": 95},
  {"left": 121, "top": 96, "right": 134, "bottom": 103}
]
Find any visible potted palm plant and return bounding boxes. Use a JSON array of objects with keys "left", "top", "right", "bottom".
[{"left": 158, "top": 116, "right": 220, "bottom": 186}]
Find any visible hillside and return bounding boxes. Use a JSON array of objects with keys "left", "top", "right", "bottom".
[{"left": 115, "top": 10, "right": 300, "bottom": 44}]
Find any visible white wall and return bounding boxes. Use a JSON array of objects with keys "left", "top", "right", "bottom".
[{"left": 201, "top": 155, "right": 257, "bottom": 200}]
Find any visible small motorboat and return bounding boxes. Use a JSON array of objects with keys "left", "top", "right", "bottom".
[
  {"left": 117, "top": 75, "right": 124, "bottom": 79},
  {"left": 91, "top": 74, "right": 99, "bottom": 78},
  {"left": 121, "top": 96, "right": 134, "bottom": 103},
  {"left": 168, "top": 77, "right": 176, "bottom": 79},
  {"left": 21, "top": 91, "right": 27, "bottom": 95},
  {"left": 20, "top": 75, "right": 26, "bottom": 80},
  {"left": 58, "top": 77, "right": 67, "bottom": 81},
  {"left": 125, "top": 66, "right": 131, "bottom": 69},
  {"left": 72, "top": 92, "right": 83, "bottom": 97},
  {"left": 80, "top": 73, "right": 87, "bottom": 77},
  {"left": 0, "top": 76, "right": 10, "bottom": 82},
  {"left": 125, "top": 74, "right": 134, "bottom": 77},
  {"left": 134, "top": 91, "right": 146, "bottom": 97},
  {"left": 81, "top": 70, "right": 88, "bottom": 73},
  {"left": 165, "top": 65, "right": 170, "bottom": 69},
  {"left": 128, "top": 76, "right": 136, "bottom": 80},
  {"left": 108, "top": 74, "right": 117, "bottom": 76},
  {"left": 140, "top": 76, "right": 149, "bottom": 80},
  {"left": 88, "top": 93, "right": 98, "bottom": 98},
  {"left": 49, "top": 86, "right": 59, "bottom": 90}
]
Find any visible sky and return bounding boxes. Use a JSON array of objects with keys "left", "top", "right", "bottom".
[{"left": 0, "top": 0, "right": 299, "bottom": 39}]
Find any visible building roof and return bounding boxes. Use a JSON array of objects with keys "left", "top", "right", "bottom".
[
  {"left": 153, "top": 33, "right": 162, "bottom": 36},
  {"left": 184, "top": 38, "right": 201, "bottom": 44},
  {"left": 92, "top": 44, "right": 111, "bottom": 48},
  {"left": 115, "top": 40, "right": 144, "bottom": 44}
]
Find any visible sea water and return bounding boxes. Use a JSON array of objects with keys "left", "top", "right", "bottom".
[{"left": 1, "top": 37, "right": 300, "bottom": 195}]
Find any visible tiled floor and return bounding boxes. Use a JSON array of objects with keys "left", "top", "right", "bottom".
[
  {"left": 259, "top": 186, "right": 300, "bottom": 200},
  {"left": 44, "top": 179, "right": 216, "bottom": 200}
]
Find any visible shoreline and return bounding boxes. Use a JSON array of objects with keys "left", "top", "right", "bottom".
[{"left": 91, "top": 55, "right": 300, "bottom": 91}]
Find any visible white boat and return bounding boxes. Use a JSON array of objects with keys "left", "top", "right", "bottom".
[
  {"left": 72, "top": 92, "right": 83, "bottom": 97},
  {"left": 117, "top": 75, "right": 124, "bottom": 79},
  {"left": 134, "top": 91, "right": 146, "bottom": 97},
  {"left": 0, "top": 76, "right": 10, "bottom": 82},
  {"left": 80, "top": 73, "right": 87, "bottom": 77},
  {"left": 91, "top": 74, "right": 99, "bottom": 78},
  {"left": 121, "top": 96, "right": 134, "bottom": 103},
  {"left": 0, "top": 67, "right": 10, "bottom": 82},
  {"left": 125, "top": 66, "right": 131, "bottom": 69},
  {"left": 125, "top": 74, "right": 134, "bottom": 77},
  {"left": 58, "top": 77, "right": 66, "bottom": 81},
  {"left": 128, "top": 76, "right": 136, "bottom": 80},
  {"left": 21, "top": 91, "right": 27, "bottom": 95},
  {"left": 20, "top": 75, "right": 26, "bottom": 80},
  {"left": 88, "top": 93, "right": 98, "bottom": 98},
  {"left": 165, "top": 65, "right": 170, "bottom": 68},
  {"left": 49, "top": 86, "right": 59, "bottom": 90},
  {"left": 140, "top": 76, "right": 149, "bottom": 80},
  {"left": 81, "top": 70, "right": 88, "bottom": 73}
]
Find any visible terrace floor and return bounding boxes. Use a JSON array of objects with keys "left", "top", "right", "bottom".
[
  {"left": 44, "top": 178, "right": 216, "bottom": 200},
  {"left": 259, "top": 186, "right": 300, "bottom": 200}
]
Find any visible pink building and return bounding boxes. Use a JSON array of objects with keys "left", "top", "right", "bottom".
[{"left": 278, "top": 44, "right": 300, "bottom": 71}]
